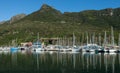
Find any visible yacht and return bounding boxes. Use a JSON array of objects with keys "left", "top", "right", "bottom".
[
  {"left": 32, "top": 41, "right": 44, "bottom": 51},
  {"left": 82, "top": 44, "right": 101, "bottom": 52}
]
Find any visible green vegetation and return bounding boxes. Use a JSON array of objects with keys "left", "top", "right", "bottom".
[{"left": 0, "top": 4, "right": 120, "bottom": 45}]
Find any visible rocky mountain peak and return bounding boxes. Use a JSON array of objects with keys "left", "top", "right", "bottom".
[
  {"left": 40, "top": 4, "right": 53, "bottom": 10},
  {"left": 39, "top": 4, "right": 61, "bottom": 14}
]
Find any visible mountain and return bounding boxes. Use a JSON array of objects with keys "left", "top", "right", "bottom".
[
  {"left": 10, "top": 14, "right": 26, "bottom": 24},
  {"left": 0, "top": 4, "right": 120, "bottom": 45},
  {"left": 23, "top": 4, "right": 62, "bottom": 22}
]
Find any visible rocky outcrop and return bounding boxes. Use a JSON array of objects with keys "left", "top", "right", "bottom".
[
  {"left": 0, "top": 21, "right": 6, "bottom": 24},
  {"left": 10, "top": 14, "right": 26, "bottom": 24}
]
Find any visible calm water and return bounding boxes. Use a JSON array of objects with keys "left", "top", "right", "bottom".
[{"left": 0, "top": 51, "right": 120, "bottom": 73}]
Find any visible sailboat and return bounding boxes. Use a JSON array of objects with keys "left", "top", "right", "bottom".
[
  {"left": 81, "top": 32, "right": 90, "bottom": 52},
  {"left": 109, "top": 27, "right": 117, "bottom": 53},
  {"left": 32, "top": 33, "right": 44, "bottom": 52},
  {"left": 98, "top": 33, "right": 104, "bottom": 52},
  {"left": 103, "top": 31, "right": 109, "bottom": 52},
  {"left": 71, "top": 33, "right": 80, "bottom": 52},
  {"left": 82, "top": 32, "right": 100, "bottom": 52},
  {"left": 10, "top": 39, "right": 19, "bottom": 53}
]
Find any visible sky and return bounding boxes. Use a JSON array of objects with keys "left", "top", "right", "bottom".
[{"left": 0, "top": 0, "right": 120, "bottom": 21}]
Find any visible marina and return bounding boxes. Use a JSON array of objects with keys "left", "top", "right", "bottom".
[
  {"left": 0, "top": 27, "right": 120, "bottom": 53},
  {"left": 0, "top": 0, "right": 120, "bottom": 73}
]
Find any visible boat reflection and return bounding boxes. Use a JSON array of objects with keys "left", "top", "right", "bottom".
[{"left": 0, "top": 51, "right": 119, "bottom": 73}]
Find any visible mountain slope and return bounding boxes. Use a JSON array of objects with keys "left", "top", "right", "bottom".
[{"left": 0, "top": 4, "right": 120, "bottom": 45}]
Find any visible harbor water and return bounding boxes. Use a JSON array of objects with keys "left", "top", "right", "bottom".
[{"left": 0, "top": 51, "right": 120, "bottom": 73}]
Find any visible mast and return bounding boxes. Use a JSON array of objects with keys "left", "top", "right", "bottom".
[
  {"left": 57, "top": 37, "right": 59, "bottom": 45},
  {"left": 37, "top": 32, "right": 39, "bottom": 42},
  {"left": 73, "top": 32, "right": 75, "bottom": 47},
  {"left": 81, "top": 33, "right": 84, "bottom": 45},
  {"left": 111, "top": 27, "right": 114, "bottom": 46},
  {"left": 90, "top": 34, "right": 92, "bottom": 44},
  {"left": 104, "top": 31, "right": 107, "bottom": 47},
  {"left": 67, "top": 38, "right": 69, "bottom": 46},
  {"left": 99, "top": 33, "right": 101, "bottom": 46},
  {"left": 86, "top": 32, "right": 88, "bottom": 44},
  {"left": 58, "top": 37, "right": 60, "bottom": 45},
  {"left": 119, "top": 33, "right": 120, "bottom": 48},
  {"left": 92, "top": 32, "right": 95, "bottom": 44},
  {"left": 37, "top": 33, "right": 39, "bottom": 48},
  {"left": 63, "top": 37, "right": 64, "bottom": 46}
]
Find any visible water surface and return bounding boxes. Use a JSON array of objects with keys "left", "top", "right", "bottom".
[{"left": 0, "top": 51, "right": 120, "bottom": 73}]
